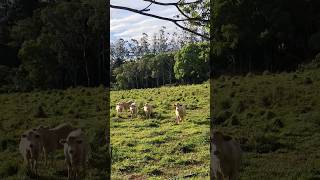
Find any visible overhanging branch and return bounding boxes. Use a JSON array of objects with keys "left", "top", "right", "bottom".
[{"left": 110, "top": 3, "right": 210, "bottom": 40}]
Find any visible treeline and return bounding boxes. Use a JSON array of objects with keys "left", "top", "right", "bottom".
[
  {"left": 110, "top": 27, "right": 209, "bottom": 90},
  {"left": 0, "top": 0, "right": 108, "bottom": 92},
  {"left": 211, "top": 0, "right": 320, "bottom": 75}
]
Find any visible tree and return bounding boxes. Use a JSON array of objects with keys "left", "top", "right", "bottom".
[{"left": 174, "top": 42, "right": 209, "bottom": 83}]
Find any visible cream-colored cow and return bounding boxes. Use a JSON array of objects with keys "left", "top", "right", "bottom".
[
  {"left": 210, "top": 131, "right": 242, "bottom": 180},
  {"left": 129, "top": 102, "right": 138, "bottom": 119},
  {"left": 174, "top": 103, "right": 186, "bottom": 124},
  {"left": 143, "top": 103, "right": 153, "bottom": 119}
]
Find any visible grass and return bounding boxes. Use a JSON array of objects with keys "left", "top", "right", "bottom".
[
  {"left": 110, "top": 84, "right": 210, "bottom": 179},
  {"left": 212, "top": 68, "right": 320, "bottom": 179},
  {"left": 2, "top": 67, "right": 319, "bottom": 179},
  {"left": 0, "top": 86, "right": 109, "bottom": 179}
]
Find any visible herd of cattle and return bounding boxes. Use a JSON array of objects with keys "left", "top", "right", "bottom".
[
  {"left": 19, "top": 123, "right": 89, "bottom": 179},
  {"left": 19, "top": 101, "right": 243, "bottom": 179},
  {"left": 115, "top": 100, "right": 187, "bottom": 123},
  {"left": 116, "top": 100, "right": 243, "bottom": 179}
]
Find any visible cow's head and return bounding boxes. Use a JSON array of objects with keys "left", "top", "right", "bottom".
[
  {"left": 21, "top": 130, "right": 41, "bottom": 153},
  {"left": 212, "top": 131, "right": 232, "bottom": 145}
]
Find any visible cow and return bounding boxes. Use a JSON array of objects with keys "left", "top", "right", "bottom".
[
  {"left": 60, "top": 129, "right": 89, "bottom": 180},
  {"left": 210, "top": 131, "right": 242, "bottom": 180},
  {"left": 123, "top": 100, "right": 134, "bottom": 111},
  {"left": 19, "top": 129, "right": 42, "bottom": 175},
  {"left": 129, "top": 102, "right": 138, "bottom": 119},
  {"left": 143, "top": 103, "right": 153, "bottom": 119},
  {"left": 116, "top": 102, "right": 125, "bottom": 116},
  {"left": 174, "top": 103, "right": 186, "bottom": 124},
  {"left": 34, "top": 123, "right": 74, "bottom": 166}
]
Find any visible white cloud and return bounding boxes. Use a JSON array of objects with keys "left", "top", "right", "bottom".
[{"left": 110, "top": 0, "right": 182, "bottom": 42}]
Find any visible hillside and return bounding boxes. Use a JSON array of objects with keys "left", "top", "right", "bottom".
[
  {"left": 110, "top": 84, "right": 210, "bottom": 179},
  {"left": 0, "top": 87, "right": 109, "bottom": 179},
  {"left": 212, "top": 68, "right": 320, "bottom": 179}
]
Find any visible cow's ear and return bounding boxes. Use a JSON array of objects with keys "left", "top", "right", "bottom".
[
  {"left": 222, "top": 135, "right": 232, "bottom": 141},
  {"left": 59, "top": 139, "right": 66, "bottom": 144}
]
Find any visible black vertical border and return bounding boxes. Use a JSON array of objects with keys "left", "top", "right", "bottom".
[
  {"left": 105, "top": 0, "right": 111, "bottom": 179},
  {"left": 209, "top": 0, "right": 214, "bottom": 179}
]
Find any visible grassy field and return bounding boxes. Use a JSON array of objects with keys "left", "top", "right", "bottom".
[
  {"left": 110, "top": 84, "right": 210, "bottom": 179},
  {"left": 0, "top": 86, "right": 109, "bottom": 179},
  {"left": 2, "top": 67, "right": 320, "bottom": 179},
  {"left": 212, "top": 68, "right": 320, "bottom": 179}
]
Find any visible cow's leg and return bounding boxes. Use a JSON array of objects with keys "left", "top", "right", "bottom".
[
  {"left": 67, "top": 161, "right": 71, "bottom": 180},
  {"left": 34, "top": 160, "right": 38, "bottom": 177}
]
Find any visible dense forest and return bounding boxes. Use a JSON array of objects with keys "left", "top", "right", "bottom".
[
  {"left": 0, "top": 0, "right": 108, "bottom": 92},
  {"left": 211, "top": 0, "right": 320, "bottom": 75},
  {"left": 1, "top": 0, "right": 320, "bottom": 91},
  {"left": 110, "top": 27, "right": 210, "bottom": 89}
]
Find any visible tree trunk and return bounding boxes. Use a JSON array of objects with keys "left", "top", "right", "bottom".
[
  {"left": 157, "top": 77, "right": 159, "bottom": 87},
  {"left": 162, "top": 71, "right": 165, "bottom": 85},
  {"left": 83, "top": 36, "right": 90, "bottom": 87}
]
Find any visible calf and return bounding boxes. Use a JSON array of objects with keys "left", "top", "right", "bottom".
[
  {"left": 19, "top": 129, "right": 42, "bottom": 175},
  {"left": 174, "top": 103, "right": 186, "bottom": 124},
  {"left": 34, "top": 123, "right": 74, "bottom": 165},
  {"left": 60, "top": 129, "right": 89, "bottom": 180},
  {"left": 129, "top": 102, "right": 138, "bottom": 119},
  {"left": 210, "top": 131, "right": 242, "bottom": 180},
  {"left": 143, "top": 103, "right": 153, "bottom": 119}
]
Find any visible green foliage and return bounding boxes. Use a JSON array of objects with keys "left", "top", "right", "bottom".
[
  {"left": 211, "top": 0, "right": 320, "bottom": 74},
  {"left": 174, "top": 42, "right": 209, "bottom": 83}
]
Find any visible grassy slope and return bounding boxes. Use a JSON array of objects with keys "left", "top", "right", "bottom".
[
  {"left": 110, "top": 84, "right": 210, "bottom": 179},
  {"left": 0, "top": 87, "right": 108, "bottom": 179},
  {"left": 2, "top": 68, "right": 319, "bottom": 179},
  {"left": 212, "top": 69, "right": 320, "bottom": 179}
]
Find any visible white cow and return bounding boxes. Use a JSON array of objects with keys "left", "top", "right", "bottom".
[
  {"left": 174, "top": 103, "right": 186, "bottom": 124},
  {"left": 116, "top": 102, "right": 125, "bottom": 116},
  {"left": 60, "top": 129, "right": 89, "bottom": 180},
  {"left": 211, "top": 131, "right": 242, "bottom": 180},
  {"left": 143, "top": 103, "right": 153, "bottom": 119},
  {"left": 129, "top": 102, "right": 138, "bottom": 119},
  {"left": 19, "top": 129, "right": 42, "bottom": 175}
]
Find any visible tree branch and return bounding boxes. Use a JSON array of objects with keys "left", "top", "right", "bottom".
[
  {"left": 143, "top": 0, "right": 202, "bottom": 6},
  {"left": 143, "top": 0, "right": 208, "bottom": 22},
  {"left": 110, "top": 4, "right": 210, "bottom": 40}
]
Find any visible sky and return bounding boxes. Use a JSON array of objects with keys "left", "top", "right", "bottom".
[{"left": 110, "top": 0, "right": 183, "bottom": 42}]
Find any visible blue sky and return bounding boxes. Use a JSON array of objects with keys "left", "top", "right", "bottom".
[{"left": 110, "top": 0, "right": 183, "bottom": 42}]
